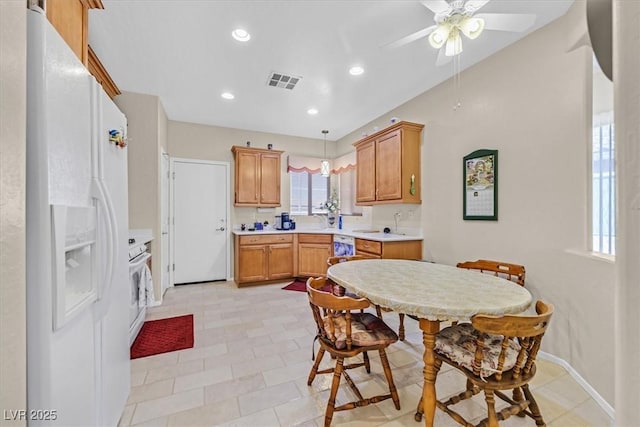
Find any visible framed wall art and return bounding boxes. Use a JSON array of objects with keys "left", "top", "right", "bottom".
[{"left": 463, "top": 149, "right": 498, "bottom": 220}]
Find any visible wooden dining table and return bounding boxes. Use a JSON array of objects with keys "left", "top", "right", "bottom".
[{"left": 327, "top": 259, "right": 532, "bottom": 427}]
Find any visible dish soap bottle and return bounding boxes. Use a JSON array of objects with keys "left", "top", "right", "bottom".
[{"left": 338, "top": 214, "right": 343, "bottom": 230}]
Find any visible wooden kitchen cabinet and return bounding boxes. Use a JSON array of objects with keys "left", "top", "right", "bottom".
[
  {"left": 354, "top": 121, "right": 424, "bottom": 205},
  {"left": 231, "top": 146, "right": 283, "bottom": 207},
  {"left": 236, "top": 244, "right": 268, "bottom": 283},
  {"left": 297, "top": 234, "right": 333, "bottom": 277},
  {"left": 45, "top": 0, "right": 121, "bottom": 99},
  {"left": 355, "top": 238, "right": 422, "bottom": 260},
  {"left": 46, "top": 0, "right": 102, "bottom": 67},
  {"left": 356, "top": 140, "right": 376, "bottom": 203},
  {"left": 234, "top": 234, "right": 293, "bottom": 285}
]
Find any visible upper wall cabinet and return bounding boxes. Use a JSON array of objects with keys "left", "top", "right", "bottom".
[
  {"left": 231, "top": 146, "right": 284, "bottom": 207},
  {"left": 45, "top": 0, "right": 121, "bottom": 99},
  {"left": 45, "top": 0, "right": 103, "bottom": 67},
  {"left": 354, "top": 121, "right": 424, "bottom": 205}
]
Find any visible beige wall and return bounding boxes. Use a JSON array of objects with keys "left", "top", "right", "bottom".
[
  {"left": 167, "top": 121, "right": 352, "bottom": 228},
  {"left": 115, "top": 92, "right": 167, "bottom": 301},
  {"left": 337, "top": 2, "right": 614, "bottom": 405},
  {"left": 0, "top": 1, "right": 27, "bottom": 424}
]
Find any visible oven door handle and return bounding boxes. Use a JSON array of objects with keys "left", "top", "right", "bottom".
[{"left": 130, "top": 252, "right": 151, "bottom": 270}]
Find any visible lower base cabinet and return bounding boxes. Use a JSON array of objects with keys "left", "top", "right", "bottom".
[
  {"left": 235, "top": 234, "right": 294, "bottom": 285},
  {"left": 297, "top": 234, "right": 333, "bottom": 277},
  {"left": 355, "top": 238, "right": 422, "bottom": 260},
  {"left": 234, "top": 233, "right": 423, "bottom": 286}
]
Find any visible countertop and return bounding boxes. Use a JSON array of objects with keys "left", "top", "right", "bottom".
[
  {"left": 232, "top": 228, "right": 423, "bottom": 242},
  {"left": 129, "top": 228, "right": 153, "bottom": 245}
]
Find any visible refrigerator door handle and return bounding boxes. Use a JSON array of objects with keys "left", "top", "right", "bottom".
[
  {"left": 101, "top": 179, "right": 119, "bottom": 300},
  {"left": 92, "top": 179, "right": 116, "bottom": 308}
]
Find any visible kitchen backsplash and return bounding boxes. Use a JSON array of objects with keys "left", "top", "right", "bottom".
[{"left": 232, "top": 205, "right": 422, "bottom": 233}]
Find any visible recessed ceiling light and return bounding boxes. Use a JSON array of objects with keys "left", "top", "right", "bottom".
[
  {"left": 221, "top": 92, "right": 235, "bottom": 100},
  {"left": 232, "top": 29, "right": 251, "bottom": 42},
  {"left": 349, "top": 66, "right": 365, "bottom": 76},
  {"left": 307, "top": 108, "right": 319, "bottom": 115}
]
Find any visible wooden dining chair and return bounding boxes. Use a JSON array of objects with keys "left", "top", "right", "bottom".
[
  {"left": 454, "top": 259, "right": 528, "bottom": 406},
  {"left": 327, "top": 255, "right": 408, "bottom": 340},
  {"left": 306, "top": 276, "right": 401, "bottom": 426},
  {"left": 457, "top": 259, "right": 526, "bottom": 286},
  {"left": 415, "top": 300, "right": 554, "bottom": 427},
  {"left": 326, "top": 255, "right": 367, "bottom": 297}
]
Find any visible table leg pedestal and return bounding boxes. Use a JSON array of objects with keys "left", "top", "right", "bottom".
[{"left": 415, "top": 319, "right": 441, "bottom": 426}]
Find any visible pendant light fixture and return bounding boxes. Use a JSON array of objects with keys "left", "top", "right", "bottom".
[{"left": 320, "top": 130, "right": 330, "bottom": 177}]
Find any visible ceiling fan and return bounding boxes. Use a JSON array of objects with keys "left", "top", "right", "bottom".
[{"left": 386, "top": 0, "right": 536, "bottom": 64}]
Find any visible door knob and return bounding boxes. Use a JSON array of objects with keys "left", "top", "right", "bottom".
[
  {"left": 161, "top": 232, "right": 168, "bottom": 235},
  {"left": 216, "top": 227, "right": 225, "bottom": 231}
]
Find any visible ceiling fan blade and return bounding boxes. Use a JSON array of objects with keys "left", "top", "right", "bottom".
[
  {"left": 464, "top": 0, "right": 491, "bottom": 14},
  {"left": 436, "top": 47, "right": 452, "bottom": 66},
  {"left": 475, "top": 13, "right": 536, "bottom": 32},
  {"left": 383, "top": 25, "right": 437, "bottom": 49},
  {"left": 420, "top": 0, "right": 451, "bottom": 15}
]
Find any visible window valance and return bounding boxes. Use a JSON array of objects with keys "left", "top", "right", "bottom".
[
  {"left": 287, "top": 155, "right": 328, "bottom": 174},
  {"left": 288, "top": 152, "right": 356, "bottom": 175},
  {"left": 332, "top": 151, "right": 356, "bottom": 174}
]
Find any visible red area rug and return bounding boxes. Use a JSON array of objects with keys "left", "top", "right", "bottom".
[
  {"left": 282, "top": 280, "right": 332, "bottom": 293},
  {"left": 130, "top": 314, "right": 194, "bottom": 359},
  {"left": 282, "top": 280, "right": 307, "bottom": 292}
]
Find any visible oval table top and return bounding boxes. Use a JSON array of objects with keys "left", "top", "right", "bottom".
[{"left": 327, "top": 259, "right": 532, "bottom": 322}]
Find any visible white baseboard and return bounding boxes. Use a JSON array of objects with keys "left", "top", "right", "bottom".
[{"left": 538, "top": 351, "right": 615, "bottom": 420}]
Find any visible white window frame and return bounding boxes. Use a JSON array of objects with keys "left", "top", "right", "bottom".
[
  {"left": 591, "top": 54, "right": 615, "bottom": 256},
  {"left": 591, "top": 113, "right": 615, "bottom": 255},
  {"left": 289, "top": 170, "right": 329, "bottom": 216}
]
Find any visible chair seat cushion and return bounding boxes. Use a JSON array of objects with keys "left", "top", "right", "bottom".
[
  {"left": 435, "top": 323, "right": 521, "bottom": 378},
  {"left": 323, "top": 313, "right": 398, "bottom": 350}
]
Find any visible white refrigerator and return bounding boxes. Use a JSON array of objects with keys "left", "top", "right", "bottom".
[{"left": 26, "top": 7, "right": 130, "bottom": 426}]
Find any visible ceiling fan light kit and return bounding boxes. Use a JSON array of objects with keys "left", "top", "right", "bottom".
[
  {"left": 428, "top": 14, "right": 485, "bottom": 56},
  {"left": 387, "top": 0, "right": 536, "bottom": 61},
  {"left": 460, "top": 16, "right": 485, "bottom": 39},
  {"left": 428, "top": 24, "right": 450, "bottom": 49},
  {"left": 446, "top": 30, "right": 463, "bottom": 56}
]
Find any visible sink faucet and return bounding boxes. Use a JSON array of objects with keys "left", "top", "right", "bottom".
[
  {"left": 313, "top": 214, "right": 328, "bottom": 229},
  {"left": 394, "top": 212, "right": 401, "bottom": 234}
]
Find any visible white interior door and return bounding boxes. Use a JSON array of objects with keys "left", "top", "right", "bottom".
[
  {"left": 161, "top": 152, "right": 170, "bottom": 291},
  {"left": 171, "top": 158, "right": 229, "bottom": 284}
]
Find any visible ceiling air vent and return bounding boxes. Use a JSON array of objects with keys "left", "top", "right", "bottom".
[{"left": 267, "top": 72, "right": 302, "bottom": 90}]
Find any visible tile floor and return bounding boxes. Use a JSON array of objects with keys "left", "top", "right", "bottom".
[{"left": 119, "top": 281, "right": 613, "bottom": 426}]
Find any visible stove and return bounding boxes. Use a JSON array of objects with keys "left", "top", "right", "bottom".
[
  {"left": 127, "top": 229, "right": 153, "bottom": 344},
  {"left": 128, "top": 229, "right": 153, "bottom": 261},
  {"left": 128, "top": 238, "right": 148, "bottom": 261}
]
